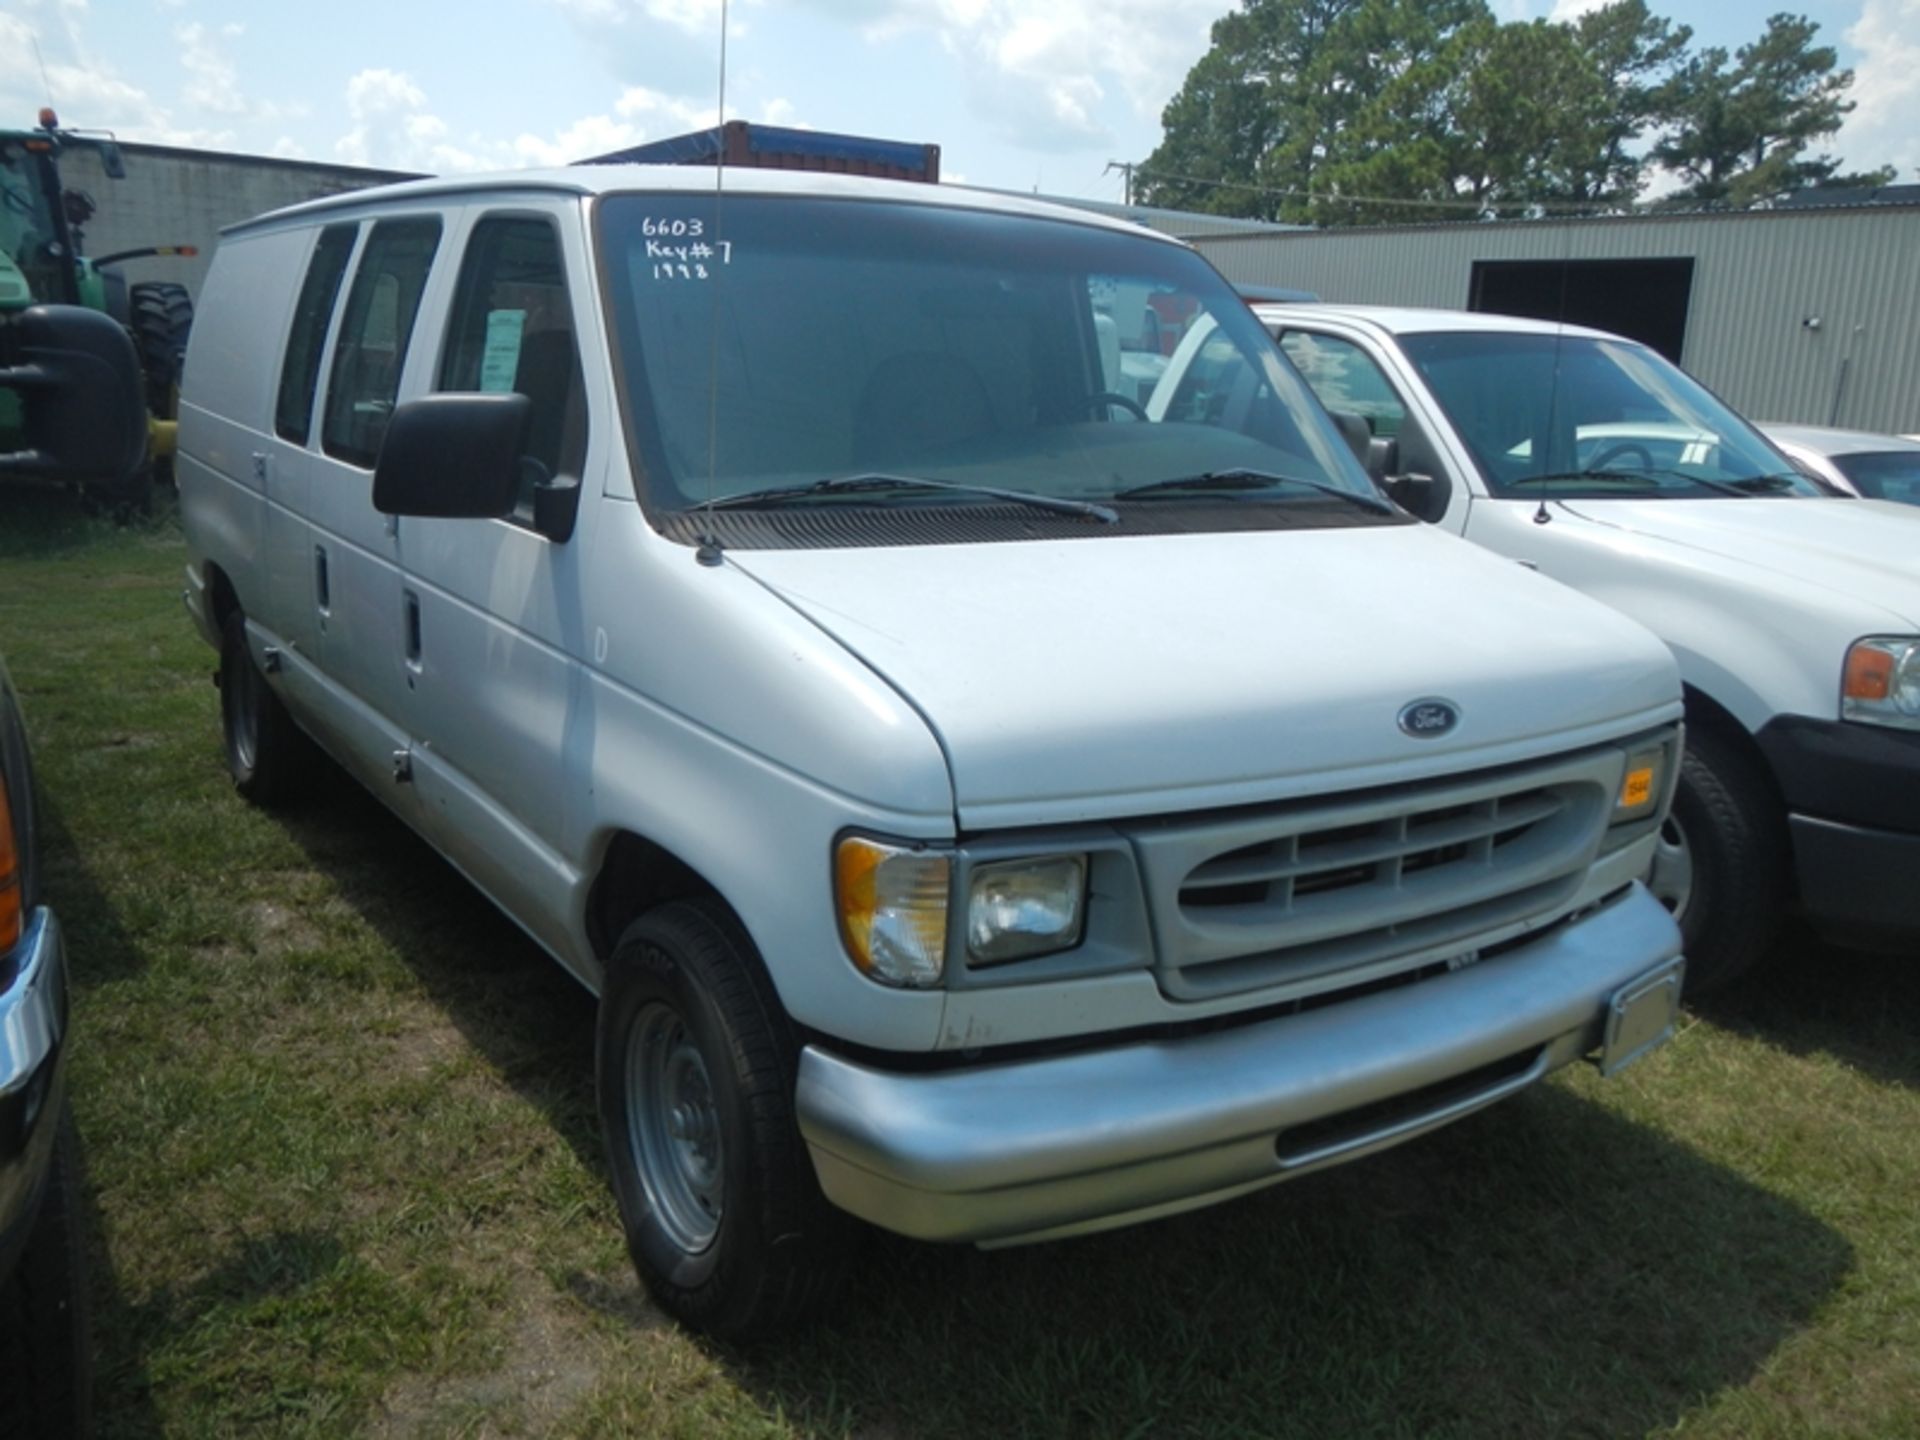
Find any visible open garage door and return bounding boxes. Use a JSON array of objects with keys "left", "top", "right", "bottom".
[{"left": 1469, "top": 257, "right": 1695, "bottom": 364}]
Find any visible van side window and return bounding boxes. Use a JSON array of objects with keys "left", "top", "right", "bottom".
[
  {"left": 438, "top": 216, "right": 586, "bottom": 515},
  {"left": 274, "top": 224, "right": 358, "bottom": 445},
  {"left": 321, "top": 217, "right": 442, "bottom": 469}
]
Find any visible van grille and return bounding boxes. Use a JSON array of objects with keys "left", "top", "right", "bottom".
[{"left": 1125, "top": 749, "right": 1619, "bottom": 1002}]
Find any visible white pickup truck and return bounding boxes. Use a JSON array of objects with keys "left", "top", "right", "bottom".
[{"left": 1172, "top": 304, "right": 1920, "bottom": 990}]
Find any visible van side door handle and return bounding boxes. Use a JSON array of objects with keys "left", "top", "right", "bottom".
[
  {"left": 404, "top": 589, "right": 422, "bottom": 670},
  {"left": 314, "top": 545, "right": 330, "bottom": 616}
]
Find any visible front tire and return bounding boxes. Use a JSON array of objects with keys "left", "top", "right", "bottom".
[
  {"left": 1659, "top": 725, "right": 1787, "bottom": 995},
  {"left": 218, "top": 609, "right": 311, "bottom": 806},
  {"left": 596, "top": 899, "right": 856, "bottom": 1341}
]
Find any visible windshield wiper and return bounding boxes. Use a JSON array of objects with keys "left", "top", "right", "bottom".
[
  {"left": 1526, "top": 468, "right": 1757, "bottom": 498},
  {"left": 704, "top": 472, "right": 1117, "bottom": 523},
  {"left": 1117, "top": 467, "right": 1394, "bottom": 515}
]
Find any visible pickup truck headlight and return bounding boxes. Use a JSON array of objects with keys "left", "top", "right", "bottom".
[
  {"left": 1843, "top": 638, "right": 1920, "bottom": 730},
  {"left": 966, "top": 854, "right": 1087, "bottom": 966},
  {"left": 835, "top": 835, "right": 949, "bottom": 988}
]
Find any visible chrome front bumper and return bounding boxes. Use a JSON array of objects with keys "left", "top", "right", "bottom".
[
  {"left": 1, "top": 907, "right": 70, "bottom": 1262},
  {"left": 797, "top": 884, "right": 1682, "bottom": 1246},
  {"left": 1, "top": 907, "right": 65, "bottom": 1101}
]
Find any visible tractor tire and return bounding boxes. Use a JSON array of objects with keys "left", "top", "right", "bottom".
[
  {"left": 128, "top": 280, "right": 194, "bottom": 492},
  {"left": 129, "top": 281, "right": 194, "bottom": 415}
]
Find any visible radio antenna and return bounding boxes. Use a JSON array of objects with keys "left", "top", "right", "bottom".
[
  {"left": 1534, "top": 204, "right": 1575, "bottom": 527},
  {"left": 695, "top": 0, "right": 730, "bottom": 567},
  {"left": 31, "top": 36, "right": 56, "bottom": 112}
]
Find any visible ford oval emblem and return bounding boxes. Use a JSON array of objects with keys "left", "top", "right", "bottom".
[{"left": 1398, "top": 698, "right": 1461, "bottom": 739}]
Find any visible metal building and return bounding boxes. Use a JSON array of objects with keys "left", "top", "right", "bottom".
[
  {"left": 1186, "top": 201, "right": 1920, "bottom": 434},
  {"left": 52, "top": 140, "right": 414, "bottom": 302}
]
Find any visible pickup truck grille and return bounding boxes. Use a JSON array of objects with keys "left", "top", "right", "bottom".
[{"left": 1125, "top": 748, "right": 1620, "bottom": 1002}]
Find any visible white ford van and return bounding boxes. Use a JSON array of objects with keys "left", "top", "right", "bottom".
[
  {"left": 1213, "top": 304, "right": 1920, "bottom": 993},
  {"left": 177, "top": 168, "right": 1685, "bottom": 1339}
]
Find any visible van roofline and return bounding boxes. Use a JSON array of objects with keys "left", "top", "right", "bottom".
[{"left": 218, "top": 165, "right": 1190, "bottom": 246}]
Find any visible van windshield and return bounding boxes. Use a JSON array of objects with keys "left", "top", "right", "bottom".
[
  {"left": 1399, "top": 330, "right": 1826, "bottom": 500},
  {"left": 597, "top": 194, "right": 1385, "bottom": 534}
]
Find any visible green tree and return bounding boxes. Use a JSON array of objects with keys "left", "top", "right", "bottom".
[
  {"left": 1138, "top": 0, "right": 1485, "bottom": 223},
  {"left": 1562, "top": 0, "right": 1692, "bottom": 204},
  {"left": 1652, "top": 13, "right": 1862, "bottom": 205},
  {"left": 1316, "top": 16, "right": 1608, "bottom": 221}
]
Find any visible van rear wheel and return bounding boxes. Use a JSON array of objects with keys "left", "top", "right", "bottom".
[
  {"left": 596, "top": 899, "right": 857, "bottom": 1341},
  {"left": 218, "top": 609, "right": 311, "bottom": 806}
]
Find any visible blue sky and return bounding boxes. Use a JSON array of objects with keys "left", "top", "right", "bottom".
[{"left": 0, "top": 0, "right": 1912, "bottom": 202}]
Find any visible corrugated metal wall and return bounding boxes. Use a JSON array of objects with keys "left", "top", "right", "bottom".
[
  {"left": 1191, "top": 207, "right": 1920, "bottom": 434},
  {"left": 55, "top": 143, "right": 414, "bottom": 302}
]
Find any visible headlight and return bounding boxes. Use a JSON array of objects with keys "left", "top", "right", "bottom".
[
  {"left": 835, "top": 835, "right": 949, "bottom": 988},
  {"left": 1612, "top": 743, "right": 1669, "bottom": 823},
  {"left": 966, "top": 855, "right": 1087, "bottom": 966},
  {"left": 1843, "top": 638, "right": 1920, "bottom": 730}
]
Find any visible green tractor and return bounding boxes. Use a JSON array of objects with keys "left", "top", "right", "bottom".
[{"left": 1, "top": 107, "right": 194, "bottom": 504}]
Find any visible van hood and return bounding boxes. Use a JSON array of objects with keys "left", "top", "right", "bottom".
[
  {"left": 1557, "top": 497, "right": 1920, "bottom": 628},
  {"left": 731, "top": 527, "right": 1680, "bottom": 828}
]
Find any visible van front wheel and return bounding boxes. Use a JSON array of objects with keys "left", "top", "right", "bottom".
[{"left": 596, "top": 899, "right": 857, "bottom": 1341}]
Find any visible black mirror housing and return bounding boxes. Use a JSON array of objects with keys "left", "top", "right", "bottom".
[
  {"left": 97, "top": 141, "right": 126, "bottom": 180},
  {"left": 0, "top": 304, "right": 147, "bottom": 488},
  {"left": 1327, "top": 408, "right": 1372, "bottom": 467},
  {"left": 533, "top": 476, "right": 582, "bottom": 543},
  {"left": 1365, "top": 436, "right": 1398, "bottom": 484},
  {"left": 372, "top": 393, "right": 531, "bottom": 520}
]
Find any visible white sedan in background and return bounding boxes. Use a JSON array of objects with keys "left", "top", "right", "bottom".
[{"left": 1762, "top": 423, "right": 1920, "bottom": 506}]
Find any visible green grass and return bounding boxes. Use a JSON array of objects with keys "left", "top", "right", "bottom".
[{"left": 2, "top": 484, "right": 1918, "bottom": 1438}]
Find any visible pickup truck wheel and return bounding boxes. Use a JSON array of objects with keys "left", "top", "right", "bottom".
[
  {"left": 0, "top": 1104, "right": 93, "bottom": 1440},
  {"left": 1662, "top": 726, "right": 1786, "bottom": 995},
  {"left": 218, "top": 610, "right": 310, "bottom": 806},
  {"left": 596, "top": 899, "right": 857, "bottom": 1341}
]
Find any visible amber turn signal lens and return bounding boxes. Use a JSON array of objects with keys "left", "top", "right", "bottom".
[
  {"left": 1845, "top": 646, "right": 1895, "bottom": 702},
  {"left": 834, "top": 836, "right": 949, "bottom": 988},
  {"left": 1619, "top": 765, "right": 1655, "bottom": 810}
]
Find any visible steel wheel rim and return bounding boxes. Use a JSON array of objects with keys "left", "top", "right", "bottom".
[
  {"left": 1649, "top": 814, "right": 1695, "bottom": 922},
  {"left": 625, "top": 1001, "right": 724, "bottom": 1253}
]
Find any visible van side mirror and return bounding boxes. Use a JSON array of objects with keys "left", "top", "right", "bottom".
[
  {"left": 372, "top": 393, "right": 531, "bottom": 520},
  {"left": 1327, "top": 409, "right": 1372, "bottom": 467},
  {"left": 532, "top": 476, "right": 581, "bottom": 543},
  {"left": 0, "top": 304, "right": 147, "bottom": 487}
]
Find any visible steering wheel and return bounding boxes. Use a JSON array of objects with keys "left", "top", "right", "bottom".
[
  {"left": 1588, "top": 441, "right": 1653, "bottom": 473},
  {"left": 1085, "top": 391, "right": 1149, "bottom": 421}
]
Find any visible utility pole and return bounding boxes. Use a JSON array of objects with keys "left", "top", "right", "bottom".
[{"left": 1104, "top": 160, "right": 1135, "bottom": 207}]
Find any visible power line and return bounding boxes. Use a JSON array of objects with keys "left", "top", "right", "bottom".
[{"left": 1132, "top": 165, "right": 1637, "bottom": 218}]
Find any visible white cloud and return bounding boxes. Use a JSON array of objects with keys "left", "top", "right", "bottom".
[
  {"left": 177, "top": 20, "right": 243, "bottom": 113},
  {"left": 815, "top": 0, "right": 1220, "bottom": 152},
  {"left": 1843, "top": 0, "right": 1920, "bottom": 179},
  {"left": 0, "top": 9, "right": 233, "bottom": 146},
  {"left": 1547, "top": 0, "right": 1605, "bottom": 21}
]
